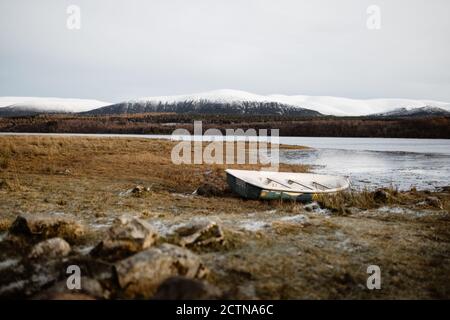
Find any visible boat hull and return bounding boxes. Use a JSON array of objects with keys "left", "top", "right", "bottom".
[
  {"left": 226, "top": 172, "right": 262, "bottom": 200},
  {"left": 226, "top": 172, "right": 318, "bottom": 202}
]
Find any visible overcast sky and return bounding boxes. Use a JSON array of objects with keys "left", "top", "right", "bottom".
[{"left": 0, "top": 0, "right": 449, "bottom": 102}]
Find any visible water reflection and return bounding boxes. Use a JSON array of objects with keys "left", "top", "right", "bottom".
[{"left": 281, "top": 149, "right": 450, "bottom": 191}]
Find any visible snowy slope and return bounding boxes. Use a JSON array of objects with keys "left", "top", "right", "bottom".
[
  {"left": 370, "top": 106, "right": 450, "bottom": 117},
  {"left": 107, "top": 89, "right": 450, "bottom": 116},
  {"left": 0, "top": 97, "right": 111, "bottom": 116},
  {"left": 85, "top": 89, "right": 322, "bottom": 116},
  {"left": 2, "top": 91, "right": 450, "bottom": 117}
]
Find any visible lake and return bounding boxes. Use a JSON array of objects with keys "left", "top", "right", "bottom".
[
  {"left": 279, "top": 137, "right": 450, "bottom": 190},
  {"left": 1, "top": 133, "right": 449, "bottom": 190}
]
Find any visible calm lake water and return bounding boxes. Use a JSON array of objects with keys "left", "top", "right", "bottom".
[
  {"left": 279, "top": 137, "right": 450, "bottom": 190},
  {"left": 2, "top": 133, "right": 449, "bottom": 190}
]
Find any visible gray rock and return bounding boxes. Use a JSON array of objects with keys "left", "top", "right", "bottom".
[
  {"left": 114, "top": 243, "right": 208, "bottom": 298},
  {"left": 9, "top": 214, "right": 85, "bottom": 243},
  {"left": 91, "top": 216, "right": 158, "bottom": 261},
  {"left": 28, "top": 237, "right": 71, "bottom": 260},
  {"left": 62, "top": 256, "right": 116, "bottom": 285},
  {"left": 0, "top": 259, "right": 63, "bottom": 298},
  {"left": 173, "top": 218, "right": 224, "bottom": 248},
  {"left": 153, "top": 276, "right": 222, "bottom": 300},
  {"left": 34, "top": 277, "right": 109, "bottom": 300}
]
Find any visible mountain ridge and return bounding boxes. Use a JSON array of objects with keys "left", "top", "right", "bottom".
[
  {"left": 0, "top": 97, "right": 110, "bottom": 117},
  {"left": 369, "top": 106, "right": 450, "bottom": 118},
  {"left": 83, "top": 99, "right": 322, "bottom": 117},
  {"left": 1, "top": 90, "right": 450, "bottom": 117}
]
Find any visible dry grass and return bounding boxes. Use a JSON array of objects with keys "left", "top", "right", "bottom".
[
  {"left": 315, "top": 190, "right": 375, "bottom": 214},
  {"left": 0, "top": 218, "right": 12, "bottom": 231},
  {"left": 0, "top": 136, "right": 449, "bottom": 299},
  {"left": 315, "top": 188, "right": 449, "bottom": 215},
  {"left": 0, "top": 136, "right": 307, "bottom": 194}
]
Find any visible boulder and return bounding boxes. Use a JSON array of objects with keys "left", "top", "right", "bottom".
[
  {"left": 0, "top": 259, "right": 63, "bottom": 298},
  {"left": 1, "top": 256, "right": 114, "bottom": 299},
  {"left": 153, "top": 276, "right": 222, "bottom": 300},
  {"left": 9, "top": 214, "right": 85, "bottom": 243},
  {"left": 34, "top": 277, "right": 109, "bottom": 300},
  {"left": 28, "top": 237, "right": 71, "bottom": 260},
  {"left": 91, "top": 216, "right": 158, "bottom": 261},
  {"left": 114, "top": 243, "right": 208, "bottom": 298},
  {"left": 173, "top": 218, "right": 224, "bottom": 248},
  {"left": 62, "top": 256, "right": 116, "bottom": 286}
]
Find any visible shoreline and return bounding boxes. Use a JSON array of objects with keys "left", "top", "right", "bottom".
[{"left": 0, "top": 136, "right": 449, "bottom": 299}]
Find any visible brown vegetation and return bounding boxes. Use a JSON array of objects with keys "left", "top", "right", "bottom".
[
  {"left": 1, "top": 113, "right": 449, "bottom": 138},
  {"left": 0, "top": 136, "right": 450, "bottom": 299}
]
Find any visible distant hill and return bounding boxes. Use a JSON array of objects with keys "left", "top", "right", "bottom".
[
  {"left": 81, "top": 89, "right": 450, "bottom": 117},
  {"left": 83, "top": 99, "right": 322, "bottom": 116},
  {"left": 1, "top": 90, "right": 450, "bottom": 117},
  {"left": 0, "top": 97, "right": 110, "bottom": 117},
  {"left": 369, "top": 106, "right": 450, "bottom": 118}
]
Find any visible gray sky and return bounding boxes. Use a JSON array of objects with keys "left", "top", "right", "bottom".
[{"left": 0, "top": 0, "right": 449, "bottom": 102}]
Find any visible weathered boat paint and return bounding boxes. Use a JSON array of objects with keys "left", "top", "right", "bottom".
[{"left": 226, "top": 169, "right": 349, "bottom": 202}]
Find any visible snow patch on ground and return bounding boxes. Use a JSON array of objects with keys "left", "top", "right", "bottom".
[
  {"left": 278, "top": 214, "right": 309, "bottom": 224},
  {"left": 376, "top": 206, "right": 442, "bottom": 217},
  {"left": 148, "top": 220, "right": 177, "bottom": 236},
  {"left": 0, "top": 280, "right": 27, "bottom": 295},
  {"left": 0, "top": 258, "right": 20, "bottom": 272},
  {"left": 239, "top": 220, "right": 270, "bottom": 232}
]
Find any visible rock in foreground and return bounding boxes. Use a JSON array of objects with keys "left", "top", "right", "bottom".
[
  {"left": 28, "top": 237, "right": 71, "bottom": 260},
  {"left": 9, "top": 214, "right": 85, "bottom": 243},
  {"left": 114, "top": 243, "right": 208, "bottom": 298},
  {"left": 34, "top": 277, "right": 109, "bottom": 300},
  {"left": 91, "top": 216, "right": 158, "bottom": 261},
  {"left": 173, "top": 218, "right": 225, "bottom": 248},
  {"left": 153, "top": 276, "right": 222, "bottom": 300}
]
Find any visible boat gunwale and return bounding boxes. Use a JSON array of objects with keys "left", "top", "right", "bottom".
[{"left": 225, "top": 169, "right": 350, "bottom": 194}]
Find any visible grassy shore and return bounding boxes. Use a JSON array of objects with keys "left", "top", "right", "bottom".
[{"left": 0, "top": 136, "right": 450, "bottom": 299}]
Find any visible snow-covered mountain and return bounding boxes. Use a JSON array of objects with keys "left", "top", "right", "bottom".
[
  {"left": 84, "top": 89, "right": 450, "bottom": 116},
  {"left": 369, "top": 106, "right": 450, "bottom": 118},
  {"left": 0, "top": 97, "right": 110, "bottom": 117},
  {"left": 84, "top": 90, "right": 322, "bottom": 116},
  {"left": 1, "top": 90, "right": 450, "bottom": 117}
]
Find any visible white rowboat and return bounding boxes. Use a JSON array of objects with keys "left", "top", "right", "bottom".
[{"left": 225, "top": 169, "right": 350, "bottom": 201}]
